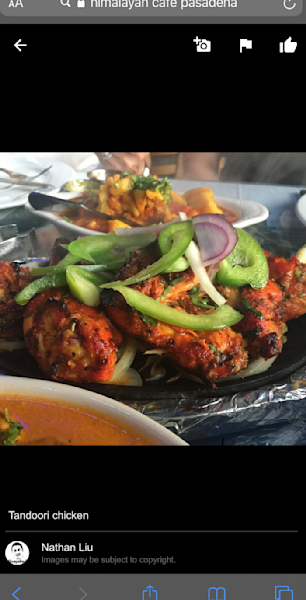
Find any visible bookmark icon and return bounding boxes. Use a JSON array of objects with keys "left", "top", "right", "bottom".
[
  {"left": 143, "top": 586, "right": 158, "bottom": 600},
  {"left": 208, "top": 587, "right": 226, "bottom": 600}
]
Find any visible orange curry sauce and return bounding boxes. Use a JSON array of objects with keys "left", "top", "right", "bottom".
[{"left": 0, "top": 396, "right": 151, "bottom": 446}]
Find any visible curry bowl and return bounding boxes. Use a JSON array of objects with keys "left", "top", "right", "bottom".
[
  {"left": 24, "top": 187, "right": 269, "bottom": 240},
  {"left": 0, "top": 376, "right": 188, "bottom": 446}
]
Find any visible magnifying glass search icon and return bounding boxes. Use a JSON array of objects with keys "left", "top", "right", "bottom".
[{"left": 60, "top": 0, "right": 71, "bottom": 6}]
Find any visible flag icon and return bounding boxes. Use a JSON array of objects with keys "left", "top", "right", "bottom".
[{"left": 208, "top": 587, "right": 226, "bottom": 600}]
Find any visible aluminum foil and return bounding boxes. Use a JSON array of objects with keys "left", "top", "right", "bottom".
[
  {"left": 0, "top": 227, "right": 38, "bottom": 261},
  {"left": 135, "top": 367, "right": 306, "bottom": 445}
]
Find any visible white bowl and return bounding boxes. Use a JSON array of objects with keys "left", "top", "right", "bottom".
[
  {"left": 0, "top": 376, "right": 188, "bottom": 446},
  {"left": 25, "top": 187, "right": 269, "bottom": 239},
  {"left": 296, "top": 192, "right": 306, "bottom": 227}
]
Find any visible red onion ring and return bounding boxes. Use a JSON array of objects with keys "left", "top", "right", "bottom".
[{"left": 192, "top": 213, "right": 238, "bottom": 267}]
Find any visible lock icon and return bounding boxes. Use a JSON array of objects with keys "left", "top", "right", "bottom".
[{"left": 77, "top": 0, "right": 85, "bottom": 6}]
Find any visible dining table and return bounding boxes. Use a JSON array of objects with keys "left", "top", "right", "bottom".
[{"left": 1, "top": 153, "right": 306, "bottom": 445}]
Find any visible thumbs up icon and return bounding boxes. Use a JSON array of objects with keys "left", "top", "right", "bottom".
[{"left": 279, "top": 37, "right": 297, "bottom": 53}]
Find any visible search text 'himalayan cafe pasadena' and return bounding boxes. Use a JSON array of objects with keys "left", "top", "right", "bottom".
[{"left": 89, "top": 0, "right": 237, "bottom": 8}]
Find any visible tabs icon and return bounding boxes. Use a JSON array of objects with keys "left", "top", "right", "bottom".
[
  {"left": 275, "top": 587, "right": 293, "bottom": 600},
  {"left": 208, "top": 588, "right": 226, "bottom": 600}
]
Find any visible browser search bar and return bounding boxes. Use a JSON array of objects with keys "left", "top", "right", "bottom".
[{"left": 0, "top": 0, "right": 303, "bottom": 17}]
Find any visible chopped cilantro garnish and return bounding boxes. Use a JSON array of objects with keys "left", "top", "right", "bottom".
[
  {"left": 0, "top": 409, "right": 24, "bottom": 446},
  {"left": 189, "top": 285, "right": 215, "bottom": 309},
  {"left": 140, "top": 313, "right": 157, "bottom": 327},
  {"left": 207, "top": 343, "right": 220, "bottom": 354},
  {"left": 241, "top": 297, "right": 264, "bottom": 320},
  {"left": 121, "top": 174, "right": 172, "bottom": 205},
  {"left": 158, "top": 277, "right": 185, "bottom": 302},
  {"left": 62, "top": 216, "right": 73, "bottom": 224}
]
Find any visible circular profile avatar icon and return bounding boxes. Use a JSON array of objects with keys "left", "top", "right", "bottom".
[{"left": 5, "top": 541, "right": 30, "bottom": 565}]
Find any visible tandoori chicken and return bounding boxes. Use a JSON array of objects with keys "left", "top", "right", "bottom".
[
  {"left": 101, "top": 242, "right": 248, "bottom": 382},
  {"left": 23, "top": 288, "right": 123, "bottom": 383}
]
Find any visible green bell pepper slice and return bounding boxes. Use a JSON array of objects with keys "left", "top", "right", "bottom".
[
  {"left": 101, "top": 221, "right": 194, "bottom": 290},
  {"left": 158, "top": 222, "right": 190, "bottom": 273},
  {"left": 30, "top": 252, "right": 83, "bottom": 276},
  {"left": 108, "top": 285, "right": 243, "bottom": 331},
  {"left": 66, "top": 266, "right": 109, "bottom": 307},
  {"left": 216, "top": 228, "right": 269, "bottom": 290},
  {"left": 67, "top": 233, "right": 157, "bottom": 264},
  {"left": 15, "top": 273, "right": 68, "bottom": 306}
]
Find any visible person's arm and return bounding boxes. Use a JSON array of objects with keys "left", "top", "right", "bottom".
[
  {"left": 94, "top": 152, "right": 151, "bottom": 175},
  {"left": 180, "top": 152, "right": 223, "bottom": 180}
]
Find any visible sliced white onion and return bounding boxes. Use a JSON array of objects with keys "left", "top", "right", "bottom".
[
  {"left": 109, "top": 367, "right": 143, "bottom": 386},
  {"left": 146, "top": 370, "right": 166, "bottom": 382},
  {"left": 185, "top": 239, "right": 227, "bottom": 306},
  {"left": 0, "top": 340, "right": 26, "bottom": 351},
  {"left": 179, "top": 212, "right": 226, "bottom": 306},
  {"left": 192, "top": 213, "right": 238, "bottom": 267},
  {"left": 144, "top": 349, "right": 167, "bottom": 356},
  {"left": 222, "top": 355, "right": 278, "bottom": 381},
  {"left": 109, "top": 336, "right": 138, "bottom": 382},
  {"left": 207, "top": 262, "right": 221, "bottom": 282},
  {"left": 99, "top": 336, "right": 139, "bottom": 386}
]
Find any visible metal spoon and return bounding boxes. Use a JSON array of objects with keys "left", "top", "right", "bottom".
[{"left": 28, "top": 192, "right": 142, "bottom": 228}]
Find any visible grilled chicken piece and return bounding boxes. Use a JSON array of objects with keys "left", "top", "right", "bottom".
[
  {"left": 0, "top": 262, "right": 34, "bottom": 341},
  {"left": 23, "top": 288, "right": 123, "bottom": 383},
  {"left": 265, "top": 251, "right": 306, "bottom": 321},
  {"left": 233, "top": 280, "right": 286, "bottom": 359},
  {"left": 49, "top": 237, "right": 71, "bottom": 266},
  {"left": 101, "top": 242, "right": 248, "bottom": 382}
]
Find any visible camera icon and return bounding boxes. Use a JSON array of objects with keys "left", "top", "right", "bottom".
[{"left": 193, "top": 37, "right": 211, "bottom": 52}]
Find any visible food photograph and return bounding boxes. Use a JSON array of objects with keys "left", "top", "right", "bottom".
[{"left": 1, "top": 152, "right": 306, "bottom": 446}]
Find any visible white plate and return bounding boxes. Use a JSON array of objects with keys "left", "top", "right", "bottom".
[
  {"left": 24, "top": 188, "right": 269, "bottom": 238},
  {"left": 0, "top": 154, "right": 76, "bottom": 210},
  {"left": 25, "top": 190, "right": 103, "bottom": 238},
  {"left": 296, "top": 193, "right": 306, "bottom": 227},
  {"left": 213, "top": 196, "right": 269, "bottom": 228},
  {"left": 0, "top": 376, "right": 188, "bottom": 445}
]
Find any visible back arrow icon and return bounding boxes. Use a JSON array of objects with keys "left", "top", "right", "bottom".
[
  {"left": 12, "top": 588, "right": 21, "bottom": 600},
  {"left": 79, "top": 588, "right": 87, "bottom": 600},
  {"left": 14, "top": 39, "right": 27, "bottom": 52}
]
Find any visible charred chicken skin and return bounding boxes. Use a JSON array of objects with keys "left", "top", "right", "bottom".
[
  {"left": 101, "top": 242, "right": 248, "bottom": 382},
  {"left": 232, "top": 280, "right": 286, "bottom": 359},
  {"left": 24, "top": 288, "right": 122, "bottom": 383},
  {"left": 221, "top": 251, "right": 306, "bottom": 361},
  {"left": 265, "top": 251, "right": 306, "bottom": 321},
  {"left": 0, "top": 262, "right": 34, "bottom": 341}
]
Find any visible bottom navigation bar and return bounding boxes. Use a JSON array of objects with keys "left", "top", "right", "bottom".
[{"left": 1, "top": 574, "right": 304, "bottom": 600}]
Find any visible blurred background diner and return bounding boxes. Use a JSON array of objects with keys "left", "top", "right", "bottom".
[{"left": 95, "top": 152, "right": 306, "bottom": 184}]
